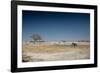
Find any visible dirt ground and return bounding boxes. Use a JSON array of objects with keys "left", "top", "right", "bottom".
[{"left": 22, "top": 43, "right": 90, "bottom": 62}]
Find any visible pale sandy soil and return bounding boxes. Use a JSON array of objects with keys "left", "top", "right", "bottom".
[{"left": 22, "top": 43, "right": 90, "bottom": 62}]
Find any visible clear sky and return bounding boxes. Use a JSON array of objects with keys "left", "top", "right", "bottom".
[{"left": 22, "top": 10, "right": 90, "bottom": 42}]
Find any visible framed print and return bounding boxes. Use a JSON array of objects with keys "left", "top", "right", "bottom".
[{"left": 11, "top": 1, "right": 97, "bottom": 72}]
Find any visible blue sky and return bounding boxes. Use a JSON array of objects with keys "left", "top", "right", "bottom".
[{"left": 22, "top": 10, "right": 90, "bottom": 42}]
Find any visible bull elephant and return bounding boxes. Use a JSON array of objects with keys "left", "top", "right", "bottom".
[{"left": 72, "top": 42, "right": 77, "bottom": 48}]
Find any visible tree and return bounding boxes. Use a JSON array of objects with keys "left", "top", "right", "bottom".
[
  {"left": 31, "top": 34, "right": 42, "bottom": 44},
  {"left": 61, "top": 40, "right": 66, "bottom": 45}
]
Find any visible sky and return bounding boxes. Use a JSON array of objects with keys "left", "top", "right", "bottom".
[{"left": 22, "top": 10, "right": 90, "bottom": 42}]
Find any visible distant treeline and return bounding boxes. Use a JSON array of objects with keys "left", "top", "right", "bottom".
[{"left": 77, "top": 40, "right": 90, "bottom": 42}]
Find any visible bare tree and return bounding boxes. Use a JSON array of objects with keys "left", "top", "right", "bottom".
[
  {"left": 61, "top": 40, "right": 66, "bottom": 45},
  {"left": 31, "top": 34, "right": 42, "bottom": 44}
]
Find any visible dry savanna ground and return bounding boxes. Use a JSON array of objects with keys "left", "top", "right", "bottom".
[{"left": 22, "top": 43, "right": 90, "bottom": 62}]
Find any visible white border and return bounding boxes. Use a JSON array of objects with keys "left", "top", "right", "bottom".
[{"left": 17, "top": 5, "right": 94, "bottom": 68}]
